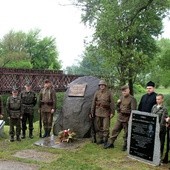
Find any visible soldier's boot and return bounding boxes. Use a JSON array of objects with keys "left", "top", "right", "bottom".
[
  {"left": 103, "top": 137, "right": 108, "bottom": 147},
  {"left": 47, "top": 128, "right": 51, "bottom": 137},
  {"left": 16, "top": 135, "right": 21, "bottom": 141},
  {"left": 29, "top": 130, "right": 33, "bottom": 139},
  {"left": 96, "top": 138, "right": 104, "bottom": 145},
  {"left": 42, "top": 129, "right": 48, "bottom": 138},
  {"left": 103, "top": 142, "right": 114, "bottom": 149},
  {"left": 10, "top": 136, "right": 14, "bottom": 142},
  {"left": 21, "top": 130, "right": 26, "bottom": 139},
  {"left": 103, "top": 139, "right": 114, "bottom": 149}
]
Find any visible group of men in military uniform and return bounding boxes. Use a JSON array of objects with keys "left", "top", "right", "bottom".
[
  {"left": 5, "top": 79, "right": 56, "bottom": 142},
  {"left": 90, "top": 80, "right": 160, "bottom": 152},
  {"left": 6, "top": 83, "right": 37, "bottom": 142}
]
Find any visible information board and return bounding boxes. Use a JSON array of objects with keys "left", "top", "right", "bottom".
[{"left": 127, "top": 110, "right": 160, "bottom": 166}]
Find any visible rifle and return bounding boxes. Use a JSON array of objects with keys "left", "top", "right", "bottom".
[
  {"left": 162, "top": 127, "right": 169, "bottom": 163},
  {"left": 39, "top": 110, "right": 42, "bottom": 138},
  {"left": 91, "top": 115, "right": 96, "bottom": 143}
]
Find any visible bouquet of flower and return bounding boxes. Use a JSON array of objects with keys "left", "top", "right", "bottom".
[{"left": 58, "top": 129, "right": 76, "bottom": 143}]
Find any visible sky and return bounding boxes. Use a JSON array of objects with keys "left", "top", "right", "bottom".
[
  {"left": 0, "top": 0, "right": 169, "bottom": 69},
  {"left": 0, "top": 0, "right": 92, "bottom": 69}
]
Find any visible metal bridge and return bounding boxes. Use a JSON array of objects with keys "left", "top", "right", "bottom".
[{"left": 0, "top": 67, "right": 81, "bottom": 94}]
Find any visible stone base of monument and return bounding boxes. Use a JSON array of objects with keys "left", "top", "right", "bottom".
[{"left": 34, "top": 136, "right": 89, "bottom": 149}]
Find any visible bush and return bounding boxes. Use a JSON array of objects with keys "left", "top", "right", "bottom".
[
  {"left": 134, "top": 84, "right": 146, "bottom": 94},
  {"left": 56, "top": 92, "right": 65, "bottom": 113}
]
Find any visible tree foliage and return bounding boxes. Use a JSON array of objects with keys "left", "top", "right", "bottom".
[
  {"left": 154, "top": 38, "right": 170, "bottom": 88},
  {"left": 0, "top": 31, "right": 30, "bottom": 68},
  {"left": 73, "top": 0, "right": 170, "bottom": 93},
  {"left": 0, "top": 29, "right": 61, "bottom": 70}
]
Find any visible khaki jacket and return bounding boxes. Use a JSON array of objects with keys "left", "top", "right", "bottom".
[
  {"left": 117, "top": 95, "right": 137, "bottom": 122},
  {"left": 91, "top": 89, "right": 115, "bottom": 117},
  {"left": 39, "top": 87, "right": 56, "bottom": 112}
]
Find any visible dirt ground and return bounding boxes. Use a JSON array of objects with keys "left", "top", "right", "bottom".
[
  {"left": 0, "top": 160, "right": 39, "bottom": 170},
  {"left": 13, "top": 149, "right": 59, "bottom": 163}
]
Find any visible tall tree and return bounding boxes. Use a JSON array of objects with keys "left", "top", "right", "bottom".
[
  {"left": 25, "top": 30, "right": 61, "bottom": 69},
  {"left": 156, "top": 38, "right": 170, "bottom": 88},
  {"left": 74, "top": 0, "right": 170, "bottom": 94},
  {"left": 0, "top": 29, "right": 61, "bottom": 70},
  {"left": 0, "top": 30, "right": 31, "bottom": 68}
]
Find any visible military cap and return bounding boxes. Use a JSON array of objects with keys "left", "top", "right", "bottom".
[
  {"left": 98, "top": 80, "right": 107, "bottom": 86},
  {"left": 25, "top": 81, "right": 32, "bottom": 86},
  {"left": 121, "top": 85, "right": 129, "bottom": 91},
  {"left": 44, "top": 79, "right": 51, "bottom": 84},
  {"left": 12, "top": 86, "right": 18, "bottom": 92},
  {"left": 146, "top": 81, "right": 155, "bottom": 87}
]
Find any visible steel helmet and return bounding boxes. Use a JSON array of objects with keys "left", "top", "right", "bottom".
[{"left": 98, "top": 80, "right": 107, "bottom": 86}]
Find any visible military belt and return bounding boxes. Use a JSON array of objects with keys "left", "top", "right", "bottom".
[
  {"left": 22, "top": 103, "right": 34, "bottom": 106},
  {"left": 41, "top": 101, "right": 53, "bottom": 106},
  {"left": 10, "top": 109, "right": 20, "bottom": 111},
  {"left": 96, "top": 104, "right": 110, "bottom": 110},
  {"left": 121, "top": 112, "right": 130, "bottom": 116}
]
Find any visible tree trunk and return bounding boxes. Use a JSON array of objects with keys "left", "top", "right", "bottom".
[
  {"left": 128, "top": 68, "right": 134, "bottom": 95},
  {"left": 128, "top": 78, "right": 134, "bottom": 96}
]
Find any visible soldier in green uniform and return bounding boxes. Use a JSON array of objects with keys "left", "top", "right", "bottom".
[
  {"left": 0, "top": 95, "right": 4, "bottom": 119},
  {"left": 39, "top": 79, "right": 56, "bottom": 138},
  {"left": 90, "top": 80, "right": 115, "bottom": 145},
  {"left": 20, "top": 82, "right": 37, "bottom": 139},
  {"left": 6, "top": 87, "right": 22, "bottom": 142},
  {"left": 104, "top": 85, "right": 137, "bottom": 150}
]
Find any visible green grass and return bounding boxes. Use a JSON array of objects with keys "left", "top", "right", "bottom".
[
  {"left": 0, "top": 88, "right": 170, "bottom": 169},
  {"left": 0, "top": 119, "right": 169, "bottom": 170}
]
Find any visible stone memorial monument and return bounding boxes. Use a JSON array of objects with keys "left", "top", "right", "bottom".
[
  {"left": 53, "top": 76, "right": 100, "bottom": 138},
  {"left": 127, "top": 110, "right": 160, "bottom": 166}
]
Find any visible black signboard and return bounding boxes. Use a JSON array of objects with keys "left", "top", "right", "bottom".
[{"left": 129, "top": 113, "right": 157, "bottom": 161}]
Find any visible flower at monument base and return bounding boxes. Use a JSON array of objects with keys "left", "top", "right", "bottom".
[{"left": 58, "top": 129, "right": 76, "bottom": 143}]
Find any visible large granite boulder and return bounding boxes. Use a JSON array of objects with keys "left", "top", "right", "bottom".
[{"left": 53, "top": 76, "right": 100, "bottom": 138}]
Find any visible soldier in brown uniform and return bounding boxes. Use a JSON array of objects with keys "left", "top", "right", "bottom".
[
  {"left": 39, "top": 79, "right": 56, "bottom": 138},
  {"left": 104, "top": 85, "right": 137, "bottom": 150},
  {"left": 0, "top": 95, "right": 4, "bottom": 119},
  {"left": 90, "top": 80, "right": 115, "bottom": 145},
  {"left": 6, "top": 87, "right": 22, "bottom": 142}
]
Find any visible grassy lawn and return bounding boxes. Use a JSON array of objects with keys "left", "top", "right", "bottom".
[
  {"left": 0, "top": 88, "right": 170, "bottom": 169},
  {"left": 0, "top": 118, "right": 169, "bottom": 170}
]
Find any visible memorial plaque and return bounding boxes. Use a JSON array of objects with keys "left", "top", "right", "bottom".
[
  {"left": 127, "top": 110, "right": 160, "bottom": 166},
  {"left": 68, "top": 84, "right": 87, "bottom": 97}
]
